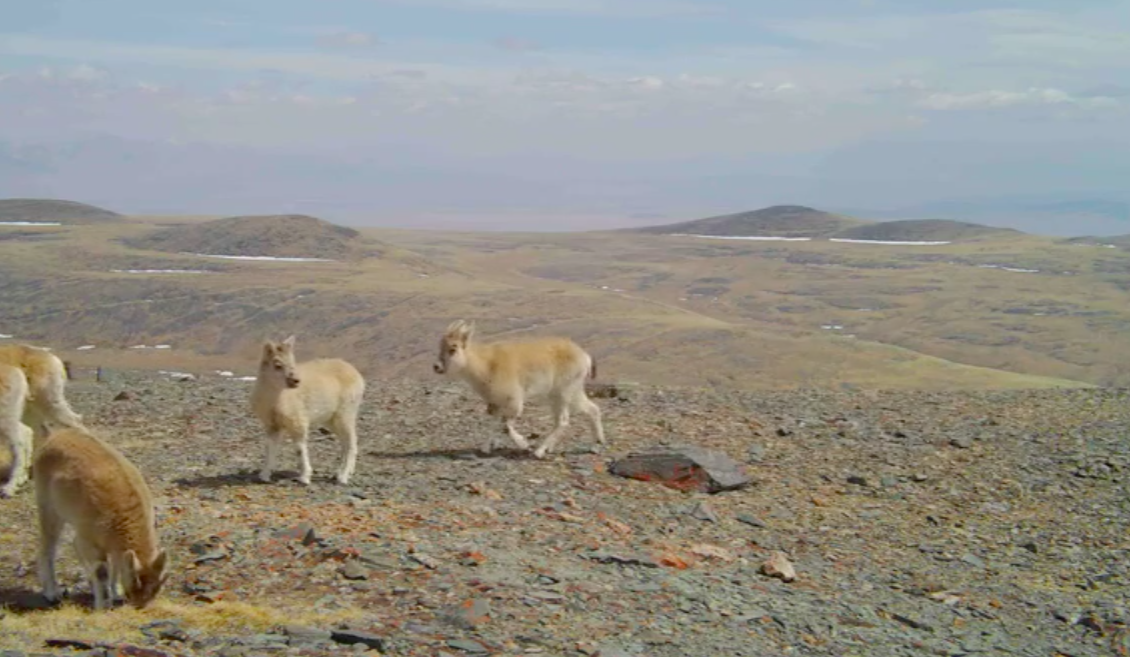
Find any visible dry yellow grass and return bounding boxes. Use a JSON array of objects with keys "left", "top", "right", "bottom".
[{"left": 0, "top": 599, "right": 365, "bottom": 647}]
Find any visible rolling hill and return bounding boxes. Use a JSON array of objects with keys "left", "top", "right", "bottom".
[
  {"left": 0, "top": 198, "right": 122, "bottom": 224},
  {"left": 125, "top": 214, "right": 370, "bottom": 260},
  {"left": 1061, "top": 234, "right": 1130, "bottom": 250},
  {"left": 632, "top": 205, "right": 862, "bottom": 238},
  {"left": 831, "top": 219, "right": 1022, "bottom": 242},
  {"left": 2, "top": 202, "right": 1130, "bottom": 390}
]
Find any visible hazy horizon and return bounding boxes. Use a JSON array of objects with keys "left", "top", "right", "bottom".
[{"left": 2, "top": 1, "right": 1129, "bottom": 235}]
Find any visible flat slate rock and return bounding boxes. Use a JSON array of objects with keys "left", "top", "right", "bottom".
[{"left": 608, "top": 445, "right": 753, "bottom": 493}]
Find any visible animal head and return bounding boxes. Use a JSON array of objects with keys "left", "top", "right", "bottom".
[
  {"left": 121, "top": 548, "right": 169, "bottom": 609},
  {"left": 260, "top": 335, "right": 301, "bottom": 388},
  {"left": 434, "top": 320, "right": 475, "bottom": 375}
]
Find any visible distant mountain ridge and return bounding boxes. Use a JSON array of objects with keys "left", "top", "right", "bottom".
[
  {"left": 125, "top": 214, "right": 367, "bottom": 260},
  {"left": 631, "top": 205, "right": 861, "bottom": 238},
  {"left": 0, "top": 198, "right": 122, "bottom": 224},
  {"left": 833, "top": 219, "right": 1022, "bottom": 242},
  {"left": 631, "top": 205, "right": 1025, "bottom": 242}
]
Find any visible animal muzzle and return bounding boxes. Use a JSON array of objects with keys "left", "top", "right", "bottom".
[
  {"left": 432, "top": 362, "right": 445, "bottom": 374},
  {"left": 285, "top": 376, "right": 301, "bottom": 388}
]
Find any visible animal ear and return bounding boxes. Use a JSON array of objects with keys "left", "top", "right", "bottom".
[
  {"left": 445, "top": 319, "right": 465, "bottom": 337},
  {"left": 123, "top": 549, "right": 142, "bottom": 585},
  {"left": 152, "top": 548, "right": 169, "bottom": 578},
  {"left": 262, "top": 341, "right": 276, "bottom": 357},
  {"left": 281, "top": 335, "right": 296, "bottom": 350},
  {"left": 461, "top": 321, "right": 476, "bottom": 342}
]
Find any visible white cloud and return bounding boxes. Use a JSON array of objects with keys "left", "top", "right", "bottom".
[
  {"left": 0, "top": 35, "right": 504, "bottom": 85},
  {"left": 315, "top": 31, "right": 379, "bottom": 49},
  {"left": 625, "top": 75, "right": 664, "bottom": 91},
  {"left": 771, "top": 8, "right": 1130, "bottom": 70},
  {"left": 67, "top": 63, "right": 109, "bottom": 82},
  {"left": 919, "top": 87, "right": 1120, "bottom": 111},
  {"left": 492, "top": 36, "right": 541, "bottom": 52}
]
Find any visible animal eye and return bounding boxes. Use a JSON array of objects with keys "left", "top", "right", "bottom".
[
  {"left": 274, "top": 363, "right": 283, "bottom": 369},
  {"left": 448, "top": 347, "right": 457, "bottom": 354}
]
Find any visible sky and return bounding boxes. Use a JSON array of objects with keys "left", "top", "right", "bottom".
[{"left": 1, "top": 0, "right": 1129, "bottom": 233}]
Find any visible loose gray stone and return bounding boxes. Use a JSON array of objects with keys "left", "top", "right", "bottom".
[
  {"left": 737, "top": 514, "right": 767, "bottom": 528},
  {"left": 446, "top": 638, "right": 489, "bottom": 654},
  {"left": 689, "top": 501, "right": 719, "bottom": 522},
  {"left": 283, "top": 625, "right": 332, "bottom": 644},
  {"left": 330, "top": 629, "right": 386, "bottom": 651},
  {"left": 339, "top": 560, "right": 370, "bottom": 580}
]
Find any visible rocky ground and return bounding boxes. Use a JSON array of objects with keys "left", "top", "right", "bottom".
[{"left": 1, "top": 369, "right": 1129, "bottom": 656}]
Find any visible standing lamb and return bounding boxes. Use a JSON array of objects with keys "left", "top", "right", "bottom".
[
  {"left": 250, "top": 335, "right": 366, "bottom": 485},
  {"left": 0, "top": 343, "right": 85, "bottom": 439},
  {"left": 433, "top": 319, "right": 606, "bottom": 459},
  {"left": 34, "top": 427, "right": 169, "bottom": 610},
  {"left": 0, "top": 363, "right": 33, "bottom": 498}
]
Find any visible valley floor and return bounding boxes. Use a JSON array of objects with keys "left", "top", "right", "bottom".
[{"left": 0, "top": 371, "right": 1128, "bottom": 656}]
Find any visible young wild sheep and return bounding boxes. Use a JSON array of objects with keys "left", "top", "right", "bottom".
[
  {"left": 250, "top": 335, "right": 366, "bottom": 486},
  {"left": 0, "top": 343, "right": 85, "bottom": 439},
  {"left": 34, "top": 427, "right": 169, "bottom": 610},
  {"left": 0, "top": 363, "right": 33, "bottom": 498},
  {"left": 433, "top": 320, "right": 606, "bottom": 459}
]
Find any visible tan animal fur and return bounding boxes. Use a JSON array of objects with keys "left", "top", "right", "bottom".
[
  {"left": 0, "top": 343, "right": 85, "bottom": 439},
  {"left": 433, "top": 320, "right": 605, "bottom": 458},
  {"left": 250, "top": 335, "right": 366, "bottom": 485},
  {"left": 33, "top": 427, "right": 169, "bottom": 610},
  {"left": 0, "top": 363, "right": 34, "bottom": 498}
]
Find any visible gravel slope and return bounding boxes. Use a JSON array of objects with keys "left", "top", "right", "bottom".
[{"left": 1, "top": 371, "right": 1128, "bottom": 656}]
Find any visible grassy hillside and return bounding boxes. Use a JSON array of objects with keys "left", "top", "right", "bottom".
[
  {"left": 3, "top": 213, "right": 1127, "bottom": 390},
  {"left": 1061, "top": 234, "right": 1130, "bottom": 251},
  {"left": 0, "top": 198, "right": 122, "bottom": 224},
  {"left": 631, "top": 205, "right": 863, "bottom": 238},
  {"left": 124, "top": 214, "right": 371, "bottom": 260},
  {"left": 832, "top": 219, "right": 1021, "bottom": 242}
]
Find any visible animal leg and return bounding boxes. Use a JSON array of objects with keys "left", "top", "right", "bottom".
[
  {"left": 105, "top": 555, "right": 122, "bottom": 604},
  {"left": 295, "top": 428, "right": 313, "bottom": 485},
  {"left": 259, "top": 432, "right": 280, "bottom": 483},
  {"left": 575, "top": 392, "right": 606, "bottom": 448},
  {"left": 74, "top": 538, "right": 109, "bottom": 610},
  {"left": 40, "top": 374, "right": 86, "bottom": 431},
  {"left": 1, "top": 422, "right": 32, "bottom": 498},
  {"left": 504, "top": 419, "right": 529, "bottom": 451},
  {"left": 497, "top": 394, "right": 530, "bottom": 451},
  {"left": 331, "top": 412, "right": 359, "bottom": 485},
  {"left": 36, "top": 494, "right": 64, "bottom": 604},
  {"left": 533, "top": 397, "right": 571, "bottom": 460},
  {"left": 482, "top": 426, "right": 500, "bottom": 456}
]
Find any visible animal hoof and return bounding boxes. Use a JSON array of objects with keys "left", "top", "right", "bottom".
[
  {"left": 297, "top": 477, "right": 312, "bottom": 486},
  {"left": 533, "top": 448, "right": 550, "bottom": 460},
  {"left": 258, "top": 473, "right": 272, "bottom": 484}
]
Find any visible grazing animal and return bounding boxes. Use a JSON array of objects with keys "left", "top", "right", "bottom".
[
  {"left": 250, "top": 335, "right": 366, "bottom": 485},
  {"left": 33, "top": 427, "right": 169, "bottom": 610},
  {"left": 433, "top": 320, "right": 606, "bottom": 459},
  {"left": 0, "top": 363, "right": 33, "bottom": 498},
  {"left": 0, "top": 343, "right": 85, "bottom": 439}
]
